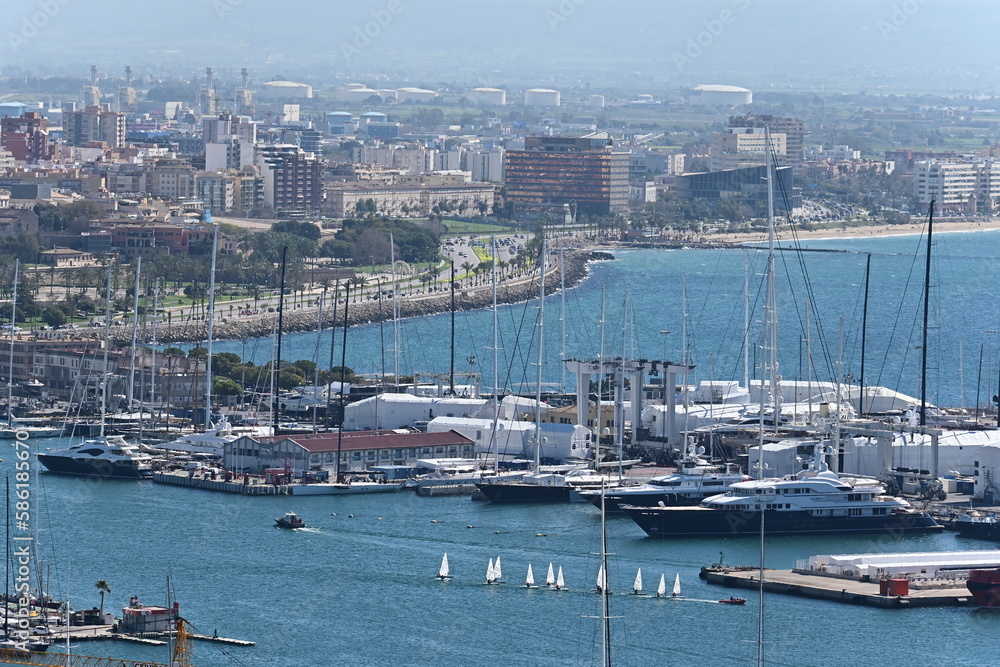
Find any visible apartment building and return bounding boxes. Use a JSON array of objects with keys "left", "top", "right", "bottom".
[
  {"left": 256, "top": 145, "right": 322, "bottom": 212},
  {"left": 64, "top": 106, "right": 126, "bottom": 148},
  {"left": 912, "top": 159, "right": 993, "bottom": 212},
  {"left": 709, "top": 128, "right": 788, "bottom": 172},
  {"left": 0, "top": 112, "right": 51, "bottom": 163}
]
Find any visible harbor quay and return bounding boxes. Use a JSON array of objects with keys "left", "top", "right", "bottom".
[{"left": 700, "top": 566, "right": 975, "bottom": 608}]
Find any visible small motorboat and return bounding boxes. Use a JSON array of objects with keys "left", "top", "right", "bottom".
[
  {"left": 275, "top": 512, "right": 306, "bottom": 529},
  {"left": 718, "top": 597, "right": 746, "bottom": 605}
]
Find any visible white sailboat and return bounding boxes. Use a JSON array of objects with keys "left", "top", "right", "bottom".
[
  {"left": 555, "top": 566, "right": 566, "bottom": 591},
  {"left": 494, "top": 556, "right": 503, "bottom": 583},
  {"left": 485, "top": 558, "right": 496, "bottom": 585},
  {"left": 595, "top": 564, "right": 607, "bottom": 593},
  {"left": 656, "top": 573, "right": 667, "bottom": 598},
  {"left": 631, "top": 568, "right": 645, "bottom": 596},
  {"left": 671, "top": 573, "right": 683, "bottom": 599},
  {"left": 545, "top": 562, "right": 555, "bottom": 587},
  {"left": 524, "top": 563, "right": 538, "bottom": 589},
  {"left": 437, "top": 553, "right": 451, "bottom": 581}
]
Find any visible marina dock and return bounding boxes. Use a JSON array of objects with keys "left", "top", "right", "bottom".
[
  {"left": 153, "top": 470, "right": 290, "bottom": 495},
  {"left": 700, "top": 566, "right": 975, "bottom": 608}
]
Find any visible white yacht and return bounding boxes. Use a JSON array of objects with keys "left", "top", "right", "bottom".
[
  {"left": 38, "top": 435, "right": 154, "bottom": 479},
  {"left": 160, "top": 417, "right": 273, "bottom": 456},
  {"left": 578, "top": 441, "right": 750, "bottom": 511},
  {"left": 621, "top": 443, "right": 942, "bottom": 538}
]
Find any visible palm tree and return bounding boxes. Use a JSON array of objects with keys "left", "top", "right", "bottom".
[
  {"left": 460, "top": 261, "right": 474, "bottom": 284},
  {"left": 95, "top": 579, "right": 111, "bottom": 618}
]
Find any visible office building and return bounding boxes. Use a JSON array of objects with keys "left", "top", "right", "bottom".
[
  {"left": 674, "top": 165, "right": 800, "bottom": 215},
  {"left": 504, "top": 136, "right": 629, "bottom": 218},
  {"left": 63, "top": 106, "right": 126, "bottom": 148},
  {"left": 728, "top": 114, "right": 805, "bottom": 165}
]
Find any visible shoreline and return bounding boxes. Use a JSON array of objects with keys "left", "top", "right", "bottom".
[{"left": 141, "top": 219, "right": 1000, "bottom": 345}]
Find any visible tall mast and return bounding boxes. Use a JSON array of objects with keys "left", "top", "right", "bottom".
[
  {"left": 920, "top": 200, "right": 934, "bottom": 426},
  {"left": 533, "top": 237, "right": 546, "bottom": 471},
  {"left": 597, "top": 285, "right": 606, "bottom": 457},
  {"left": 127, "top": 257, "right": 141, "bottom": 411},
  {"left": 336, "top": 283, "right": 351, "bottom": 482},
  {"left": 860, "top": 254, "right": 871, "bottom": 417},
  {"left": 490, "top": 236, "right": 500, "bottom": 474},
  {"left": 743, "top": 251, "right": 750, "bottom": 390},
  {"left": 616, "top": 297, "right": 627, "bottom": 480},
  {"left": 312, "top": 294, "right": 324, "bottom": 433},
  {"left": 450, "top": 260, "right": 456, "bottom": 395},
  {"left": 205, "top": 218, "right": 219, "bottom": 429},
  {"left": 100, "top": 265, "right": 111, "bottom": 439},
  {"left": 7, "top": 260, "right": 17, "bottom": 425},
  {"left": 151, "top": 279, "right": 159, "bottom": 425},
  {"left": 757, "top": 126, "right": 779, "bottom": 478},
  {"left": 390, "top": 232, "right": 399, "bottom": 387},
  {"left": 272, "top": 246, "right": 287, "bottom": 437},
  {"left": 560, "top": 245, "right": 567, "bottom": 394},
  {"left": 599, "top": 483, "right": 611, "bottom": 667}
]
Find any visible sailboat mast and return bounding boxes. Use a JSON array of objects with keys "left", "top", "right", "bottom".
[
  {"left": 758, "top": 126, "right": 778, "bottom": 476},
  {"left": 4, "top": 476, "right": 10, "bottom": 641},
  {"left": 100, "top": 266, "right": 112, "bottom": 439},
  {"left": 127, "top": 257, "right": 141, "bottom": 411},
  {"left": 390, "top": 232, "right": 399, "bottom": 386},
  {"left": 336, "top": 283, "right": 350, "bottom": 482},
  {"left": 491, "top": 236, "right": 500, "bottom": 475},
  {"left": 205, "top": 220, "right": 219, "bottom": 429},
  {"left": 533, "top": 237, "right": 546, "bottom": 471},
  {"left": 450, "top": 261, "right": 456, "bottom": 395},
  {"left": 7, "top": 260, "right": 17, "bottom": 425},
  {"left": 560, "top": 246, "right": 567, "bottom": 394},
  {"left": 597, "top": 285, "right": 606, "bottom": 456},
  {"left": 743, "top": 251, "right": 750, "bottom": 390},
  {"left": 273, "top": 246, "right": 287, "bottom": 437},
  {"left": 600, "top": 482, "right": 611, "bottom": 667},
  {"left": 860, "top": 254, "right": 871, "bottom": 417},
  {"left": 920, "top": 200, "right": 934, "bottom": 426},
  {"left": 312, "top": 294, "right": 324, "bottom": 433},
  {"left": 616, "top": 298, "right": 627, "bottom": 481},
  {"left": 757, "top": 493, "right": 766, "bottom": 667},
  {"left": 151, "top": 279, "right": 159, "bottom": 425}
]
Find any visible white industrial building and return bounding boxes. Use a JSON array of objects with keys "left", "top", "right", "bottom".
[
  {"left": 469, "top": 88, "right": 507, "bottom": 106},
  {"left": 397, "top": 87, "right": 437, "bottom": 102},
  {"left": 524, "top": 88, "right": 561, "bottom": 107},
  {"left": 258, "top": 81, "right": 313, "bottom": 100},
  {"left": 343, "top": 393, "right": 487, "bottom": 431},
  {"left": 427, "top": 416, "right": 533, "bottom": 458},
  {"left": 690, "top": 84, "right": 752, "bottom": 106}
]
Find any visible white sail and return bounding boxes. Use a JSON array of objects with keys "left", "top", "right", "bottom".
[
  {"left": 494, "top": 555, "right": 503, "bottom": 582},
  {"left": 556, "top": 565, "right": 565, "bottom": 590},
  {"left": 545, "top": 562, "right": 555, "bottom": 587},
  {"left": 672, "top": 573, "right": 682, "bottom": 597},
  {"left": 486, "top": 558, "right": 495, "bottom": 584},
  {"left": 438, "top": 553, "right": 450, "bottom": 579},
  {"left": 525, "top": 563, "right": 535, "bottom": 587},
  {"left": 633, "top": 568, "right": 643, "bottom": 594},
  {"left": 657, "top": 573, "right": 667, "bottom": 597},
  {"left": 596, "top": 564, "right": 606, "bottom": 592}
]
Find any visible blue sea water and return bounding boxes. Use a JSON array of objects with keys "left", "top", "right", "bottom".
[
  {"left": 215, "top": 228, "right": 1000, "bottom": 410},
  {"left": 15, "top": 457, "right": 1000, "bottom": 667},
  {"left": 30, "top": 230, "right": 1000, "bottom": 666}
]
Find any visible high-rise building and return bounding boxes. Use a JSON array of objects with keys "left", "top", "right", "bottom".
[
  {"left": 64, "top": 106, "right": 126, "bottom": 147},
  {"left": 728, "top": 114, "right": 805, "bottom": 166},
  {"left": 255, "top": 145, "right": 322, "bottom": 212},
  {"left": 709, "top": 128, "right": 787, "bottom": 172},
  {"left": 0, "top": 112, "right": 51, "bottom": 163},
  {"left": 197, "top": 167, "right": 263, "bottom": 213},
  {"left": 504, "top": 136, "right": 629, "bottom": 218},
  {"left": 914, "top": 159, "right": 1000, "bottom": 213},
  {"left": 203, "top": 113, "right": 258, "bottom": 172}
]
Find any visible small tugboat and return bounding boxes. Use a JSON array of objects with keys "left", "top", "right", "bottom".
[
  {"left": 274, "top": 512, "right": 305, "bottom": 529},
  {"left": 966, "top": 568, "right": 1000, "bottom": 607},
  {"left": 718, "top": 597, "right": 747, "bottom": 605}
]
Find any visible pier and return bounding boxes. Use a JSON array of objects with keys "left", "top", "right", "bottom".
[
  {"left": 700, "top": 566, "right": 975, "bottom": 608},
  {"left": 153, "top": 470, "right": 290, "bottom": 495}
]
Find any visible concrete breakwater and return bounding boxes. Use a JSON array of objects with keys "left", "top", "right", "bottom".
[{"left": 137, "top": 249, "right": 608, "bottom": 344}]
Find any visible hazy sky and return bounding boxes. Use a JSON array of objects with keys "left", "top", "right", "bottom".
[{"left": 3, "top": 0, "right": 999, "bottom": 94}]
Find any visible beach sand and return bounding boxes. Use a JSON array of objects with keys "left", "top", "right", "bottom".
[{"left": 705, "top": 218, "right": 1000, "bottom": 245}]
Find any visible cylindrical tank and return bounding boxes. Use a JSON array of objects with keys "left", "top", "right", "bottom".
[
  {"left": 470, "top": 88, "right": 506, "bottom": 106},
  {"left": 588, "top": 94, "right": 605, "bottom": 108},
  {"left": 524, "top": 88, "right": 561, "bottom": 107}
]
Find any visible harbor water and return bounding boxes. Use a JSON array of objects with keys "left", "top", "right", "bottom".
[
  {"left": 18, "top": 453, "right": 1000, "bottom": 667},
  {"left": 27, "top": 229, "right": 1000, "bottom": 666}
]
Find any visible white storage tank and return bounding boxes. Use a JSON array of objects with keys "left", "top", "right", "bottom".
[
  {"left": 588, "top": 94, "right": 605, "bottom": 108},
  {"left": 470, "top": 87, "right": 507, "bottom": 106},
  {"left": 377, "top": 89, "right": 398, "bottom": 102},
  {"left": 397, "top": 87, "right": 437, "bottom": 102},
  {"left": 326, "top": 111, "right": 355, "bottom": 135},
  {"left": 690, "top": 84, "right": 752, "bottom": 106},
  {"left": 259, "top": 81, "right": 313, "bottom": 100},
  {"left": 342, "top": 87, "right": 381, "bottom": 104},
  {"left": 524, "top": 88, "right": 561, "bottom": 107}
]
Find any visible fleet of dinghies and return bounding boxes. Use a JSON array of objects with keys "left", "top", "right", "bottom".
[{"left": 436, "top": 555, "right": 740, "bottom": 604}]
